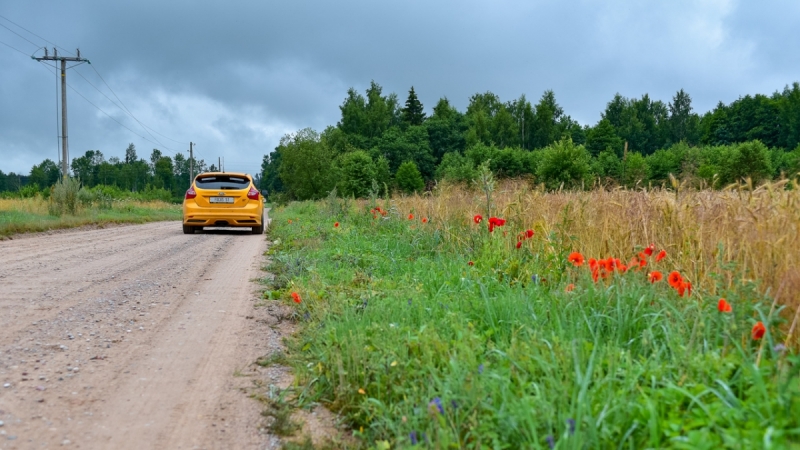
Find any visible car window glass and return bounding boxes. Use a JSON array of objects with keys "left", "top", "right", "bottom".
[{"left": 195, "top": 176, "right": 250, "bottom": 190}]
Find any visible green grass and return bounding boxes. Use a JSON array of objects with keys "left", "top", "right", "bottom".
[
  {"left": 0, "top": 199, "right": 181, "bottom": 238},
  {"left": 266, "top": 200, "right": 800, "bottom": 449}
]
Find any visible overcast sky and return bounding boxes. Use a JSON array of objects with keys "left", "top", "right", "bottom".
[{"left": 1, "top": 0, "right": 798, "bottom": 175}]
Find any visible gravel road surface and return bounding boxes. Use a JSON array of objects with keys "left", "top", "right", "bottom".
[{"left": 0, "top": 221, "right": 287, "bottom": 449}]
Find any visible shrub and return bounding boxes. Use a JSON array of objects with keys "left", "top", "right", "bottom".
[
  {"left": 729, "top": 140, "right": 772, "bottom": 183},
  {"left": 336, "top": 150, "right": 377, "bottom": 198},
  {"left": 536, "top": 137, "right": 592, "bottom": 189},
  {"left": 491, "top": 147, "right": 526, "bottom": 178},
  {"left": 48, "top": 177, "right": 81, "bottom": 216},
  {"left": 435, "top": 152, "right": 476, "bottom": 184},
  {"left": 592, "top": 149, "right": 622, "bottom": 182},
  {"left": 622, "top": 152, "right": 649, "bottom": 187},
  {"left": 395, "top": 160, "right": 425, "bottom": 194}
]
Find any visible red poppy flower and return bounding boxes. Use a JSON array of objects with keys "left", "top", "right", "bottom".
[
  {"left": 565, "top": 283, "right": 575, "bottom": 292},
  {"left": 487, "top": 217, "right": 506, "bottom": 232},
  {"left": 408, "top": 214, "right": 414, "bottom": 220},
  {"left": 422, "top": 217, "right": 428, "bottom": 223},
  {"left": 601, "top": 258, "right": 615, "bottom": 273},
  {"left": 648, "top": 271, "right": 663, "bottom": 283},
  {"left": 291, "top": 292, "right": 301, "bottom": 304},
  {"left": 644, "top": 244, "right": 655, "bottom": 257},
  {"left": 677, "top": 281, "right": 690, "bottom": 297},
  {"left": 717, "top": 298, "right": 732, "bottom": 313},
  {"left": 667, "top": 271, "right": 683, "bottom": 288},
  {"left": 567, "top": 252, "right": 585, "bottom": 267},
  {"left": 591, "top": 269, "right": 599, "bottom": 283},
  {"left": 516, "top": 241, "right": 522, "bottom": 249},
  {"left": 639, "top": 258, "right": 647, "bottom": 268},
  {"left": 473, "top": 214, "right": 483, "bottom": 224},
  {"left": 334, "top": 222, "right": 340, "bottom": 228},
  {"left": 751, "top": 321, "right": 766, "bottom": 340},
  {"left": 468, "top": 261, "right": 474, "bottom": 266},
  {"left": 526, "top": 229, "right": 534, "bottom": 239},
  {"left": 655, "top": 250, "right": 666, "bottom": 262},
  {"left": 588, "top": 258, "right": 598, "bottom": 271}
]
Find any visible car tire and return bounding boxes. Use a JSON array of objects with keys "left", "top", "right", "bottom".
[
  {"left": 252, "top": 216, "right": 265, "bottom": 235},
  {"left": 182, "top": 224, "right": 195, "bottom": 234}
]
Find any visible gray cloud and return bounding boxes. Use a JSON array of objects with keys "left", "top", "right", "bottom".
[{"left": 1, "top": 0, "right": 798, "bottom": 174}]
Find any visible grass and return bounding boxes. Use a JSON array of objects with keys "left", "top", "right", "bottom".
[
  {"left": 264, "top": 182, "right": 800, "bottom": 449},
  {"left": 0, "top": 196, "right": 181, "bottom": 238}
]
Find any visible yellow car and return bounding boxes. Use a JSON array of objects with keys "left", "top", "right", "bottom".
[{"left": 182, "top": 172, "right": 265, "bottom": 234}]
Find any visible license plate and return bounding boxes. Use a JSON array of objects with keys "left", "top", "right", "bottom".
[{"left": 209, "top": 197, "right": 234, "bottom": 204}]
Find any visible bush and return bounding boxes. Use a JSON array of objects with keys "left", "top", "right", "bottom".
[
  {"left": 621, "top": 152, "right": 649, "bottom": 187},
  {"left": 536, "top": 138, "right": 592, "bottom": 190},
  {"left": 435, "top": 152, "right": 476, "bottom": 183},
  {"left": 592, "top": 149, "right": 622, "bottom": 182},
  {"left": 336, "top": 150, "right": 376, "bottom": 198},
  {"left": 395, "top": 161, "right": 425, "bottom": 194},
  {"left": 729, "top": 140, "right": 772, "bottom": 183},
  {"left": 48, "top": 177, "right": 81, "bottom": 216}
]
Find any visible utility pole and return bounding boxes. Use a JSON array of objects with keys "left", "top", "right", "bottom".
[
  {"left": 218, "top": 157, "right": 221, "bottom": 173},
  {"left": 189, "top": 142, "right": 194, "bottom": 186},
  {"left": 33, "top": 48, "right": 89, "bottom": 181}
]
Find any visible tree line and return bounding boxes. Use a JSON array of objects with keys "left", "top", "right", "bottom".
[
  {"left": 3, "top": 81, "right": 799, "bottom": 198},
  {"left": 262, "top": 81, "right": 800, "bottom": 200},
  {"left": 0, "top": 143, "right": 216, "bottom": 199}
]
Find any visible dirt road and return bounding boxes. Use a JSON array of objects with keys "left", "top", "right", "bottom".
[{"left": 0, "top": 221, "right": 286, "bottom": 449}]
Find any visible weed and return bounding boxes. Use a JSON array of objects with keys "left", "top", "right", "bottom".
[{"left": 254, "top": 386, "right": 301, "bottom": 437}]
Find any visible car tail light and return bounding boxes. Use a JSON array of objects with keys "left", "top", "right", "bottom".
[
  {"left": 247, "top": 187, "right": 259, "bottom": 200},
  {"left": 185, "top": 187, "right": 197, "bottom": 199}
]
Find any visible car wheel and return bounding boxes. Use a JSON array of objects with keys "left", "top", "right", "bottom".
[
  {"left": 252, "top": 216, "right": 265, "bottom": 235},
  {"left": 182, "top": 224, "right": 195, "bottom": 234}
]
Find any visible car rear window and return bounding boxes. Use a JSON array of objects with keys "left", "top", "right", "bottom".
[{"left": 195, "top": 175, "right": 250, "bottom": 190}]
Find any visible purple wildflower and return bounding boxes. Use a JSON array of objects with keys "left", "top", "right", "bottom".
[
  {"left": 531, "top": 274, "right": 539, "bottom": 284},
  {"left": 546, "top": 435, "right": 555, "bottom": 449},
  {"left": 774, "top": 343, "right": 787, "bottom": 353},
  {"left": 408, "top": 298, "right": 412, "bottom": 306},
  {"left": 478, "top": 364, "right": 484, "bottom": 374},
  {"left": 430, "top": 397, "right": 444, "bottom": 414},
  {"left": 566, "top": 418, "right": 575, "bottom": 435},
  {"left": 450, "top": 400, "right": 458, "bottom": 409},
  {"left": 409, "top": 431, "right": 418, "bottom": 445}
]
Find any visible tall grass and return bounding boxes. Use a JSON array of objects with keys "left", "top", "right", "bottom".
[
  {"left": 0, "top": 195, "right": 180, "bottom": 237},
  {"left": 265, "top": 183, "right": 800, "bottom": 449},
  {"left": 391, "top": 180, "right": 800, "bottom": 321}
]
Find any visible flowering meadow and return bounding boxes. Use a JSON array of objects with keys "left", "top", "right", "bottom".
[{"left": 265, "top": 182, "right": 800, "bottom": 449}]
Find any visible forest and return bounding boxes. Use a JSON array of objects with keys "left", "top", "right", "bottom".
[
  {"left": 2, "top": 81, "right": 799, "bottom": 199},
  {"left": 262, "top": 82, "right": 800, "bottom": 201}
]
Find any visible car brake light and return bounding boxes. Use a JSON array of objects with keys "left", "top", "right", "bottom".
[
  {"left": 185, "top": 187, "right": 197, "bottom": 199},
  {"left": 247, "top": 187, "right": 259, "bottom": 200}
]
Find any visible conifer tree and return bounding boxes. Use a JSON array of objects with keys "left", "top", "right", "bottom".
[{"left": 402, "top": 86, "right": 426, "bottom": 126}]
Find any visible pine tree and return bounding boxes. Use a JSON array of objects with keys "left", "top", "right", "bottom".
[{"left": 402, "top": 86, "right": 426, "bottom": 126}]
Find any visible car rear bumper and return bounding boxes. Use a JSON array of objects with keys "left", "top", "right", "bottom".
[{"left": 183, "top": 205, "right": 263, "bottom": 227}]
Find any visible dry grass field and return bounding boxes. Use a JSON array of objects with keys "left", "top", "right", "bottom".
[{"left": 391, "top": 180, "right": 800, "bottom": 337}]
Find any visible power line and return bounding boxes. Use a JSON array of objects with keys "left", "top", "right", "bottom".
[
  {"left": 2, "top": 13, "right": 187, "bottom": 153},
  {"left": 0, "top": 13, "right": 73, "bottom": 55},
  {"left": 87, "top": 64, "right": 188, "bottom": 146},
  {"left": 0, "top": 21, "right": 41, "bottom": 49},
  {"left": 37, "top": 62, "right": 176, "bottom": 154},
  {"left": 0, "top": 38, "right": 31, "bottom": 56},
  {"left": 71, "top": 67, "right": 170, "bottom": 151}
]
